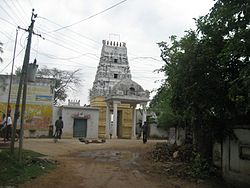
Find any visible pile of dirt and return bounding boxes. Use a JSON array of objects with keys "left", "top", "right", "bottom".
[
  {"left": 148, "top": 142, "right": 193, "bottom": 163},
  {"left": 146, "top": 143, "right": 197, "bottom": 179}
]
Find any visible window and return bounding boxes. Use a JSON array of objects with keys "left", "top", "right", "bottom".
[
  {"left": 114, "top": 74, "right": 118, "bottom": 79},
  {"left": 239, "top": 143, "right": 250, "bottom": 160},
  {"left": 129, "top": 87, "right": 135, "bottom": 95},
  {"left": 114, "top": 59, "right": 118, "bottom": 63}
]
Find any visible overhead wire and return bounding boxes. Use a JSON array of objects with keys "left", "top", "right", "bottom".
[
  {"left": 14, "top": 0, "right": 30, "bottom": 21},
  {"left": 0, "top": 17, "right": 17, "bottom": 28},
  {"left": 130, "top": 56, "right": 162, "bottom": 62},
  {"left": 38, "top": 27, "right": 98, "bottom": 52},
  {"left": 44, "top": 37, "right": 99, "bottom": 61},
  {"left": 0, "top": 4, "right": 19, "bottom": 26},
  {"left": 38, "top": 16, "right": 99, "bottom": 45},
  {"left": 33, "top": 19, "right": 100, "bottom": 57},
  {"left": 0, "top": 1, "right": 163, "bottom": 82},
  {"left": 2, "top": 0, "right": 26, "bottom": 26},
  {"left": 49, "top": 0, "right": 128, "bottom": 33},
  {"left": 31, "top": 48, "right": 98, "bottom": 69},
  {"left": 0, "top": 29, "right": 15, "bottom": 52},
  {"left": 0, "top": 47, "right": 25, "bottom": 73},
  {"left": 0, "top": 30, "right": 14, "bottom": 42},
  {"left": 8, "top": 0, "right": 28, "bottom": 25}
]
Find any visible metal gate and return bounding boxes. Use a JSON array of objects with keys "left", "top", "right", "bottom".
[{"left": 73, "top": 119, "right": 87, "bottom": 138}]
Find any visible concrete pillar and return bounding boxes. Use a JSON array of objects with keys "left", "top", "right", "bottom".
[
  {"left": 132, "top": 104, "right": 137, "bottom": 138},
  {"left": 112, "top": 101, "right": 119, "bottom": 138},
  {"left": 105, "top": 104, "right": 110, "bottom": 138}
]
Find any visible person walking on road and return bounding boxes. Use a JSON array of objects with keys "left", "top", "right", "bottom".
[
  {"left": 1, "top": 113, "right": 12, "bottom": 141},
  {"left": 142, "top": 121, "right": 148, "bottom": 144},
  {"left": 55, "top": 116, "right": 63, "bottom": 139}
]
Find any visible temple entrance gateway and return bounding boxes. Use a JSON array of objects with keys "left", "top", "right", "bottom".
[
  {"left": 116, "top": 110, "right": 122, "bottom": 138},
  {"left": 89, "top": 40, "right": 150, "bottom": 138}
]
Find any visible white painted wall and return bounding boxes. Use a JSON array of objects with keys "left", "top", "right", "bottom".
[
  {"left": 221, "top": 128, "right": 250, "bottom": 187},
  {"left": 55, "top": 106, "right": 99, "bottom": 139}
]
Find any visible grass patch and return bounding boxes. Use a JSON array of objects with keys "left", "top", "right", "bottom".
[{"left": 0, "top": 149, "right": 56, "bottom": 186}]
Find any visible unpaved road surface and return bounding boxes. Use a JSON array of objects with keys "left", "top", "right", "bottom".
[{"left": 18, "top": 139, "right": 228, "bottom": 188}]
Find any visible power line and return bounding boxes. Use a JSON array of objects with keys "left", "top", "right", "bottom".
[
  {"left": 130, "top": 57, "right": 162, "bottom": 62},
  {"left": 0, "top": 4, "right": 19, "bottom": 26},
  {"left": 44, "top": 38, "right": 99, "bottom": 60},
  {"left": 0, "top": 29, "right": 15, "bottom": 51},
  {"left": 31, "top": 49, "right": 98, "bottom": 68},
  {"left": 32, "top": 48, "right": 99, "bottom": 61},
  {"left": 8, "top": 0, "right": 28, "bottom": 25},
  {"left": 39, "top": 27, "right": 98, "bottom": 52},
  {"left": 49, "top": 0, "right": 128, "bottom": 33},
  {"left": 14, "top": 0, "right": 30, "bottom": 21},
  {"left": 0, "top": 30, "right": 14, "bottom": 42},
  {"left": 38, "top": 16, "right": 99, "bottom": 45},
  {"left": 2, "top": 0, "right": 26, "bottom": 26},
  {"left": 0, "top": 47, "right": 25, "bottom": 73},
  {"left": 0, "top": 17, "right": 17, "bottom": 27}
]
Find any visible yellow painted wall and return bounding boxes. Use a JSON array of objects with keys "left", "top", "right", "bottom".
[
  {"left": 90, "top": 96, "right": 106, "bottom": 138},
  {"left": 0, "top": 80, "right": 53, "bottom": 132},
  {"left": 0, "top": 102, "right": 52, "bottom": 130},
  {"left": 121, "top": 108, "right": 133, "bottom": 138}
]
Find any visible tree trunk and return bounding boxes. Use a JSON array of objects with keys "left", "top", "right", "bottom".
[{"left": 193, "top": 111, "right": 213, "bottom": 161}]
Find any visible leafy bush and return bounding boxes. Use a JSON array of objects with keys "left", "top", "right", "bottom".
[{"left": 190, "top": 153, "right": 211, "bottom": 178}]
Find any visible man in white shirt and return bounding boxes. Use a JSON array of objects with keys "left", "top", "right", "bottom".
[{"left": 5, "top": 114, "right": 12, "bottom": 141}]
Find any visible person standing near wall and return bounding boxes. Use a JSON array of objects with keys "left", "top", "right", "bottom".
[{"left": 55, "top": 116, "right": 63, "bottom": 139}]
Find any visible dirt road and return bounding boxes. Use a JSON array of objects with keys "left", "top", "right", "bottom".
[{"left": 18, "top": 139, "right": 226, "bottom": 188}]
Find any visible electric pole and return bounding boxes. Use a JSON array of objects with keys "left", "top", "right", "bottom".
[
  {"left": 10, "top": 9, "right": 37, "bottom": 161},
  {"left": 7, "top": 29, "right": 18, "bottom": 118}
]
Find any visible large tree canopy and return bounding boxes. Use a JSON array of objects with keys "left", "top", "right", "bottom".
[
  {"left": 16, "top": 66, "right": 82, "bottom": 105},
  {"left": 36, "top": 67, "right": 82, "bottom": 105},
  {"left": 151, "top": 0, "right": 250, "bottom": 158}
]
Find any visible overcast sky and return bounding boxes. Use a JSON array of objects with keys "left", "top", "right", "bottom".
[{"left": 0, "top": 0, "right": 215, "bottom": 105}]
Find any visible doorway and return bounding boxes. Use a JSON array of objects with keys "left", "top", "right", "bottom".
[
  {"left": 73, "top": 118, "right": 87, "bottom": 138},
  {"left": 117, "top": 110, "right": 122, "bottom": 138}
]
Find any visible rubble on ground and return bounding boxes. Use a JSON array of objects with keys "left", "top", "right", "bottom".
[
  {"left": 146, "top": 142, "right": 196, "bottom": 178},
  {"left": 79, "top": 138, "right": 106, "bottom": 144},
  {"left": 148, "top": 142, "right": 193, "bottom": 163}
]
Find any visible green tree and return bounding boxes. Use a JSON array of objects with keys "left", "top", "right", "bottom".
[
  {"left": 150, "top": 84, "right": 178, "bottom": 129},
  {"left": 15, "top": 66, "right": 82, "bottom": 105},
  {"left": 152, "top": 0, "right": 250, "bottom": 159},
  {"left": 196, "top": 0, "right": 250, "bottom": 123},
  {"left": 36, "top": 67, "right": 82, "bottom": 105}
]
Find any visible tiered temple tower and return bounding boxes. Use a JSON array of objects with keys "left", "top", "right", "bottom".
[
  {"left": 90, "top": 40, "right": 131, "bottom": 98},
  {"left": 90, "top": 40, "right": 149, "bottom": 139}
]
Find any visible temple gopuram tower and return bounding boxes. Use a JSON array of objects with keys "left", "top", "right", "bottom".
[{"left": 90, "top": 40, "right": 149, "bottom": 138}]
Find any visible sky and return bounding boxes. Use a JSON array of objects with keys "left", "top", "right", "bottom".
[{"left": 0, "top": 0, "right": 215, "bottom": 105}]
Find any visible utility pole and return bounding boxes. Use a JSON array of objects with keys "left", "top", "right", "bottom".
[
  {"left": 10, "top": 9, "right": 37, "bottom": 160},
  {"left": 7, "top": 29, "right": 18, "bottom": 117},
  {"left": 18, "top": 9, "right": 38, "bottom": 162}
]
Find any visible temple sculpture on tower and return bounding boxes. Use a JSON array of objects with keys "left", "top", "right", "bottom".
[{"left": 90, "top": 40, "right": 149, "bottom": 138}]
